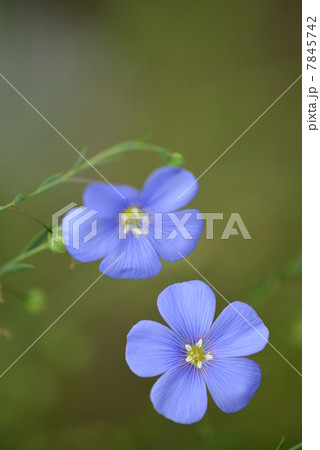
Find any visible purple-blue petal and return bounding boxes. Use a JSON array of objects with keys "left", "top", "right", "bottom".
[
  {"left": 126, "top": 320, "right": 181, "bottom": 377},
  {"left": 203, "top": 357, "right": 262, "bottom": 413},
  {"left": 61, "top": 207, "right": 118, "bottom": 262},
  {"left": 141, "top": 167, "right": 198, "bottom": 213},
  {"left": 83, "top": 183, "right": 140, "bottom": 218},
  {"left": 150, "top": 210, "right": 203, "bottom": 262},
  {"left": 157, "top": 280, "right": 216, "bottom": 342},
  {"left": 206, "top": 302, "right": 269, "bottom": 357},
  {"left": 99, "top": 234, "right": 161, "bottom": 279},
  {"left": 150, "top": 365, "right": 207, "bottom": 424}
]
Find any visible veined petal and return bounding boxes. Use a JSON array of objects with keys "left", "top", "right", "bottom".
[
  {"left": 126, "top": 320, "right": 181, "bottom": 377},
  {"left": 150, "top": 210, "right": 203, "bottom": 262},
  {"left": 203, "top": 357, "right": 262, "bottom": 413},
  {"left": 150, "top": 365, "right": 207, "bottom": 424},
  {"left": 157, "top": 280, "right": 216, "bottom": 342},
  {"left": 206, "top": 302, "right": 269, "bottom": 357},
  {"left": 141, "top": 167, "right": 198, "bottom": 212},
  {"left": 99, "top": 234, "right": 161, "bottom": 279},
  {"left": 61, "top": 207, "right": 118, "bottom": 262},
  {"left": 83, "top": 183, "right": 140, "bottom": 218}
]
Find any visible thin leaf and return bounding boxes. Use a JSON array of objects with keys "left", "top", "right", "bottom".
[
  {"left": 37, "top": 172, "right": 63, "bottom": 189},
  {"left": 0, "top": 263, "right": 34, "bottom": 277},
  {"left": 138, "top": 131, "right": 152, "bottom": 143},
  {"left": 276, "top": 437, "right": 285, "bottom": 450},
  {"left": 288, "top": 443, "right": 302, "bottom": 450},
  {"left": 73, "top": 146, "right": 88, "bottom": 169},
  {"left": 22, "top": 228, "right": 50, "bottom": 254},
  {"left": 13, "top": 193, "right": 25, "bottom": 205}
]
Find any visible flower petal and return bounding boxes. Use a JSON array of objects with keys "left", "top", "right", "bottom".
[
  {"left": 141, "top": 167, "right": 198, "bottom": 212},
  {"left": 150, "top": 210, "right": 203, "bottom": 262},
  {"left": 203, "top": 357, "right": 262, "bottom": 413},
  {"left": 157, "top": 280, "right": 216, "bottom": 342},
  {"left": 99, "top": 234, "right": 161, "bottom": 279},
  {"left": 150, "top": 365, "right": 207, "bottom": 424},
  {"left": 61, "top": 207, "right": 118, "bottom": 262},
  {"left": 126, "top": 320, "right": 181, "bottom": 377},
  {"left": 206, "top": 302, "right": 269, "bottom": 357},
  {"left": 83, "top": 183, "right": 140, "bottom": 218}
]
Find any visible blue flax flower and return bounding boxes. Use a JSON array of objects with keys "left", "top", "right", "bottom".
[
  {"left": 62, "top": 167, "right": 203, "bottom": 279},
  {"left": 126, "top": 280, "right": 269, "bottom": 424}
]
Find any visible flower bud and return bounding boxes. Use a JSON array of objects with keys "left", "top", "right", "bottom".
[
  {"left": 48, "top": 227, "right": 66, "bottom": 254},
  {"left": 166, "top": 152, "right": 185, "bottom": 167}
]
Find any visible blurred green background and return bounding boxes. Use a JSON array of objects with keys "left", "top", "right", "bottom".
[{"left": 0, "top": 1, "right": 301, "bottom": 449}]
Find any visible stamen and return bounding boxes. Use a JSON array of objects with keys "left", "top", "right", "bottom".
[
  {"left": 185, "top": 339, "right": 213, "bottom": 369},
  {"left": 120, "top": 206, "right": 149, "bottom": 236}
]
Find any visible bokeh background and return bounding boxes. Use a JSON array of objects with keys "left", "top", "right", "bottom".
[{"left": 0, "top": 1, "right": 301, "bottom": 449}]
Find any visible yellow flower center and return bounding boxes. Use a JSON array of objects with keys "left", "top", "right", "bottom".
[
  {"left": 120, "top": 206, "right": 149, "bottom": 236},
  {"left": 185, "top": 339, "right": 213, "bottom": 369}
]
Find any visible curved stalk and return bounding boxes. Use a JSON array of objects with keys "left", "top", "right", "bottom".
[{"left": 0, "top": 140, "right": 183, "bottom": 213}]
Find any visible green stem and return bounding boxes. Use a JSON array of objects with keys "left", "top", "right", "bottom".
[
  {"left": 0, "top": 140, "right": 181, "bottom": 213},
  {"left": 87, "top": 140, "right": 178, "bottom": 166},
  {"left": 0, "top": 169, "right": 74, "bottom": 212},
  {"left": 0, "top": 242, "right": 49, "bottom": 278}
]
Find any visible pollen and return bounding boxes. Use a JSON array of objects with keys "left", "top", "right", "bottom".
[
  {"left": 120, "top": 206, "right": 149, "bottom": 236},
  {"left": 185, "top": 339, "right": 213, "bottom": 369}
]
